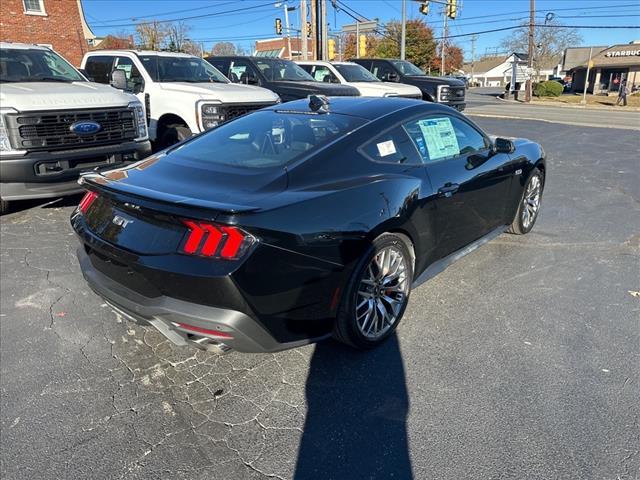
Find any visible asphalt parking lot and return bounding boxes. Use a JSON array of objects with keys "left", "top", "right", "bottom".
[{"left": 1, "top": 117, "right": 639, "bottom": 480}]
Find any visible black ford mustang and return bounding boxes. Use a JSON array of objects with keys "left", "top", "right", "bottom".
[{"left": 71, "top": 97, "right": 545, "bottom": 353}]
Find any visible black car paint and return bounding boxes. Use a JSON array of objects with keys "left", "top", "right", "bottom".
[
  {"left": 350, "top": 58, "right": 466, "bottom": 108},
  {"left": 204, "top": 56, "right": 360, "bottom": 102},
  {"left": 72, "top": 98, "right": 544, "bottom": 350}
]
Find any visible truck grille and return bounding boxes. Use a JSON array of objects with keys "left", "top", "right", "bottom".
[
  {"left": 222, "top": 103, "right": 271, "bottom": 121},
  {"left": 7, "top": 108, "right": 137, "bottom": 152}
]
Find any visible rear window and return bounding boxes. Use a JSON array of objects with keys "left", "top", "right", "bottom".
[{"left": 169, "top": 110, "right": 366, "bottom": 169}]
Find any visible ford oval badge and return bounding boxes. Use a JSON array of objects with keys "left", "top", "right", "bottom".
[{"left": 70, "top": 121, "right": 102, "bottom": 135}]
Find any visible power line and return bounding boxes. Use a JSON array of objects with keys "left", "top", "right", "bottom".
[
  {"left": 432, "top": 23, "right": 640, "bottom": 41},
  {"left": 87, "top": 1, "right": 278, "bottom": 28}
]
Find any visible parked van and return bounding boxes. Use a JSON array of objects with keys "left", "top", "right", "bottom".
[
  {"left": 81, "top": 50, "right": 280, "bottom": 149},
  {"left": 297, "top": 60, "right": 422, "bottom": 99},
  {"left": 0, "top": 42, "right": 151, "bottom": 214}
]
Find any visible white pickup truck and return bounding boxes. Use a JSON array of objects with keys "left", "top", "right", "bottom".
[
  {"left": 296, "top": 60, "right": 422, "bottom": 99},
  {"left": 0, "top": 42, "right": 151, "bottom": 214},
  {"left": 81, "top": 50, "right": 280, "bottom": 149}
]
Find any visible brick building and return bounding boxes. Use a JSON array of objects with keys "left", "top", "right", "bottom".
[
  {"left": 254, "top": 37, "right": 314, "bottom": 60},
  {"left": 0, "top": 0, "right": 98, "bottom": 65}
]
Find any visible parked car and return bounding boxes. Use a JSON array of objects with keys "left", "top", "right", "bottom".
[
  {"left": 81, "top": 50, "right": 280, "bottom": 149},
  {"left": 205, "top": 56, "right": 359, "bottom": 102},
  {"left": 350, "top": 58, "right": 466, "bottom": 110},
  {"left": 72, "top": 96, "right": 545, "bottom": 354},
  {"left": 296, "top": 60, "right": 422, "bottom": 99},
  {"left": 0, "top": 42, "right": 151, "bottom": 215}
]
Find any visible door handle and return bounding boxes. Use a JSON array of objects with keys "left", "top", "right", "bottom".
[{"left": 438, "top": 183, "right": 459, "bottom": 198}]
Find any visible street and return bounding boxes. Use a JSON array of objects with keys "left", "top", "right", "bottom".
[{"left": 1, "top": 116, "right": 639, "bottom": 480}]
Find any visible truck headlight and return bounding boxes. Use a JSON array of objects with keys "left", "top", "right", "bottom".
[
  {"left": 128, "top": 102, "right": 148, "bottom": 140},
  {"left": 0, "top": 108, "right": 26, "bottom": 156},
  {"left": 197, "top": 102, "right": 225, "bottom": 132},
  {"left": 438, "top": 86, "right": 451, "bottom": 101}
]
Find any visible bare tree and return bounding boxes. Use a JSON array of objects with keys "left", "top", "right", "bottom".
[
  {"left": 135, "top": 21, "right": 169, "bottom": 50},
  {"left": 181, "top": 40, "right": 203, "bottom": 57},
  {"left": 167, "top": 21, "right": 191, "bottom": 52},
  {"left": 210, "top": 42, "right": 237, "bottom": 56},
  {"left": 500, "top": 20, "right": 582, "bottom": 72}
]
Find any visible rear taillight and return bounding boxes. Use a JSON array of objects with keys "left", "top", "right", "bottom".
[
  {"left": 180, "top": 220, "right": 255, "bottom": 260},
  {"left": 78, "top": 191, "right": 98, "bottom": 214}
]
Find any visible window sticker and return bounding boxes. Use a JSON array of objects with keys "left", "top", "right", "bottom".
[
  {"left": 417, "top": 117, "right": 460, "bottom": 160},
  {"left": 376, "top": 140, "right": 397, "bottom": 157}
]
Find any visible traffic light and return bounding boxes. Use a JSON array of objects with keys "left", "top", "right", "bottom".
[
  {"left": 328, "top": 39, "right": 336, "bottom": 60},
  {"left": 419, "top": 1, "right": 429, "bottom": 15},
  {"left": 359, "top": 34, "right": 366, "bottom": 57},
  {"left": 306, "top": 21, "right": 312, "bottom": 38},
  {"left": 447, "top": 0, "right": 457, "bottom": 19},
  {"left": 275, "top": 18, "right": 282, "bottom": 35}
]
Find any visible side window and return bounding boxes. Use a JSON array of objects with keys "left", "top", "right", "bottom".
[
  {"left": 310, "top": 65, "right": 337, "bottom": 83},
  {"left": 360, "top": 126, "right": 422, "bottom": 165},
  {"left": 209, "top": 58, "right": 230, "bottom": 77},
  {"left": 229, "top": 60, "right": 258, "bottom": 84},
  {"left": 114, "top": 56, "right": 144, "bottom": 91},
  {"left": 371, "top": 61, "right": 394, "bottom": 81},
  {"left": 298, "top": 64, "right": 313, "bottom": 75},
  {"left": 356, "top": 60, "right": 372, "bottom": 71},
  {"left": 403, "top": 115, "right": 489, "bottom": 163},
  {"left": 84, "top": 56, "right": 114, "bottom": 84}
]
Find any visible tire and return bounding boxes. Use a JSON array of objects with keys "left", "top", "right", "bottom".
[
  {"left": 508, "top": 168, "right": 544, "bottom": 235},
  {"left": 158, "top": 124, "right": 191, "bottom": 150},
  {"left": 333, "top": 233, "right": 414, "bottom": 349},
  {"left": 0, "top": 198, "right": 8, "bottom": 215}
]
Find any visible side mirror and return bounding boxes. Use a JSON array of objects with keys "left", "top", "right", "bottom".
[
  {"left": 245, "top": 74, "right": 259, "bottom": 85},
  {"left": 383, "top": 72, "right": 399, "bottom": 82},
  {"left": 110, "top": 69, "right": 128, "bottom": 91},
  {"left": 494, "top": 137, "right": 515, "bottom": 154}
]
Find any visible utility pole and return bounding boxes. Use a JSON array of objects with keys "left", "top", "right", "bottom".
[
  {"left": 400, "top": 0, "right": 406, "bottom": 60},
  {"left": 283, "top": 3, "right": 292, "bottom": 60},
  {"left": 300, "top": 0, "right": 308, "bottom": 60},
  {"left": 441, "top": 6, "right": 447, "bottom": 76},
  {"left": 581, "top": 47, "right": 593, "bottom": 104},
  {"left": 470, "top": 34, "right": 476, "bottom": 86},
  {"left": 525, "top": 0, "right": 535, "bottom": 102},
  {"left": 320, "top": 0, "right": 328, "bottom": 60},
  {"left": 311, "top": 0, "right": 318, "bottom": 59}
]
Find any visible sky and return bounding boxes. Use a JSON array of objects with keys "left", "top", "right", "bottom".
[{"left": 82, "top": 0, "right": 640, "bottom": 59}]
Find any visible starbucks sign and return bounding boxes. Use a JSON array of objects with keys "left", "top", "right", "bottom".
[{"left": 605, "top": 49, "right": 640, "bottom": 57}]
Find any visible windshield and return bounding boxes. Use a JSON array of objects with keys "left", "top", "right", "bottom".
[
  {"left": 254, "top": 58, "right": 315, "bottom": 82},
  {"left": 170, "top": 110, "right": 366, "bottom": 169},
  {"left": 390, "top": 60, "right": 425, "bottom": 76},
  {"left": 0, "top": 48, "right": 85, "bottom": 82},
  {"left": 138, "top": 55, "right": 228, "bottom": 83},
  {"left": 334, "top": 64, "right": 380, "bottom": 82}
]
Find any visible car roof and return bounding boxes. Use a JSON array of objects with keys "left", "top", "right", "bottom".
[
  {"left": 0, "top": 42, "right": 50, "bottom": 51},
  {"left": 265, "top": 96, "right": 450, "bottom": 121},
  {"left": 207, "top": 56, "right": 294, "bottom": 61},
  {"left": 86, "top": 50, "right": 197, "bottom": 58}
]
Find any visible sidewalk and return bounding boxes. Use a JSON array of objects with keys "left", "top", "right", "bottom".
[{"left": 497, "top": 94, "right": 640, "bottom": 112}]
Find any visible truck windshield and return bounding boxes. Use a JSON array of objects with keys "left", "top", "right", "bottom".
[
  {"left": 138, "top": 55, "right": 229, "bottom": 83},
  {"left": 254, "top": 59, "right": 315, "bottom": 82},
  {"left": 334, "top": 64, "right": 379, "bottom": 82},
  {"left": 390, "top": 60, "right": 426, "bottom": 76},
  {"left": 169, "top": 110, "right": 366, "bottom": 169},
  {"left": 0, "top": 48, "right": 85, "bottom": 82}
]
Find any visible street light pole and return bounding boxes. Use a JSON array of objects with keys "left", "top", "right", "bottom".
[
  {"left": 300, "top": 0, "right": 308, "bottom": 60},
  {"left": 283, "top": 3, "right": 292, "bottom": 60},
  {"left": 400, "top": 0, "right": 406, "bottom": 60},
  {"left": 441, "top": 7, "right": 447, "bottom": 75},
  {"left": 581, "top": 47, "right": 593, "bottom": 105}
]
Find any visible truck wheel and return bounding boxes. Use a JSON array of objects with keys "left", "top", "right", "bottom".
[
  {"left": 158, "top": 124, "right": 192, "bottom": 149},
  {"left": 0, "top": 198, "right": 9, "bottom": 215}
]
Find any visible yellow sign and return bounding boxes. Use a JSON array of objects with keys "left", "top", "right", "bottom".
[{"left": 588, "top": 60, "right": 594, "bottom": 68}]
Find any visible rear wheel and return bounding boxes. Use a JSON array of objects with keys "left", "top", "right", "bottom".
[
  {"left": 333, "top": 233, "right": 413, "bottom": 349},
  {"left": 509, "top": 168, "right": 544, "bottom": 235},
  {"left": 158, "top": 124, "right": 191, "bottom": 150},
  {"left": 0, "top": 198, "right": 8, "bottom": 215}
]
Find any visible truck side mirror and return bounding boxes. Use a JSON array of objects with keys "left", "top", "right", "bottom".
[
  {"left": 78, "top": 68, "right": 94, "bottom": 81},
  {"left": 246, "top": 74, "right": 260, "bottom": 85},
  {"left": 110, "top": 69, "right": 128, "bottom": 91},
  {"left": 384, "top": 72, "right": 399, "bottom": 82}
]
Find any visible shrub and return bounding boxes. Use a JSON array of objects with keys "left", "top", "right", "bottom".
[{"left": 534, "top": 80, "right": 563, "bottom": 97}]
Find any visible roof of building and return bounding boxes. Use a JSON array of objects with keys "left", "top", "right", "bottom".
[
  {"left": 0, "top": 42, "right": 51, "bottom": 50},
  {"left": 562, "top": 46, "right": 608, "bottom": 70},
  {"left": 461, "top": 56, "right": 504, "bottom": 75},
  {"left": 591, "top": 43, "right": 640, "bottom": 67}
]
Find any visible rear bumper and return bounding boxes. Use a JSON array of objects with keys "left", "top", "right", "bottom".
[
  {"left": 77, "top": 246, "right": 322, "bottom": 353},
  {"left": 0, "top": 140, "right": 151, "bottom": 201}
]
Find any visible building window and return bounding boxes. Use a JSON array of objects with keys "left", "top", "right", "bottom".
[{"left": 23, "top": 0, "right": 46, "bottom": 15}]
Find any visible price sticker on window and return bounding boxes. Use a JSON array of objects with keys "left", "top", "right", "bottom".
[
  {"left": 376, "top": 140, "right": 397, "bottom": 157},
  {"left": 417, "top": 117, "right": 459, "bottom": 161}
]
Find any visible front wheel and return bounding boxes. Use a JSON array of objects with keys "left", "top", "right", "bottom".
[
  {"left": 0, "top": 198, "right": 9, "bottom": 215},
  {"left": 509, "top": 168, "right": 544, "bottom": 235},
  {"left": 158, "top": 124, "right": 192, "bottom": 150},
  {"left": 333, "top": 233, "right": 414, "bottom": 349}
]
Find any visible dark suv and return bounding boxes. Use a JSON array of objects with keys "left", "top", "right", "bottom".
[
  {"left": 205, "top": 56, "right": 359, "bottom": 103},
  {"left": 350, "top": 58, "right": 466, "bottom": 111}
]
